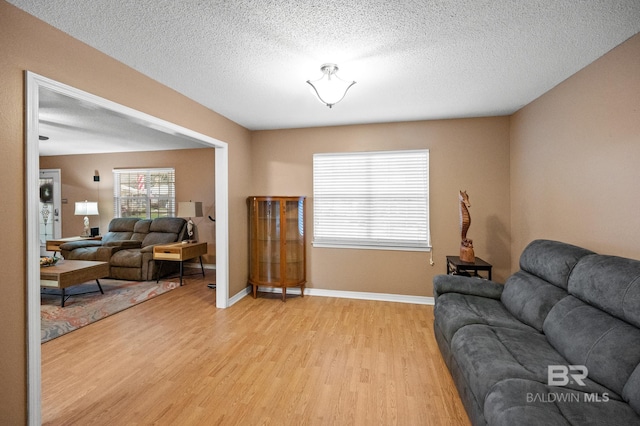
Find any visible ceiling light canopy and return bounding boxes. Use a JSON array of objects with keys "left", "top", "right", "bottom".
[{"left": 306, "top": 63, "right": 356, "bottom": 108}]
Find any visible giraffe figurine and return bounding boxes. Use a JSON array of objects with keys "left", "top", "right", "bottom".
[{"left": 459, "top": 190, "right": 475, "bottom": 263}]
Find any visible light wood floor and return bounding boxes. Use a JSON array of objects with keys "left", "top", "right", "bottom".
[{"left": 41, "top": 270, "right": 470, "bottom": 425}]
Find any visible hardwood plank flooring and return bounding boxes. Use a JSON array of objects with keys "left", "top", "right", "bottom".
[{"left": 41, "top": 269, "right": 470, "bottom": 425}]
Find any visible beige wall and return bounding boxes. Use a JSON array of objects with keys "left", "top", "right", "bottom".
[
  {"left": 0, "top": 2, "right": 251, "bottom": 423},
  {"left": 510, "top": 33, "right": 640, "bottom": 269},
  {"left": 251, "top": 117, "right": 512, "bottom": 297},
  {"left": 39, "top": 148, "right": 217, "bottom": 264}
]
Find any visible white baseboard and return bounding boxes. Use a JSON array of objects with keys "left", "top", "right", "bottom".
[
  {"left": 229, "top": 285, "right": 434, "bottom": 306},
  {"left": 228, "top": 286, "right": 252, "bottom": 306}
]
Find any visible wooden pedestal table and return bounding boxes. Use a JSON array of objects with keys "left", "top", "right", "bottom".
[
  {"left": 153, "top": 241, "right": 207, "bottom": 286},
  {"left": 40, "top": 260, "right": 109, "bottom": 307}
]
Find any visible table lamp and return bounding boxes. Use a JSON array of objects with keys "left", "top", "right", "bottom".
[
  {"left": 178, "top": 201, "right": 203, "bottom": 242},
  {"left": 74, "top": 200, "right": 99, "bottom": 237}
]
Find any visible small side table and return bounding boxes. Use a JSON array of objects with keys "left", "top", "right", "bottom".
[
  {"left": 153, "top": 241, "right": 207, "bottom": 286},
  {"left": 446, "top": 256, "right": 492, "bottom": 280}
]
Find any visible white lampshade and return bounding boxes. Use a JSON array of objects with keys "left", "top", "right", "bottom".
[
  {"left": 177, "top": 201, "right": 203, "bottom": 218},
  {"left": 74, "top": 201, "right": 99, "bottom": 216},
  {"left": 306, "top": 63, "right": 356, "bottom": 108},
  {"left": 178, "top": 201, "right": 203, "bottom": 241},
  {"left": 74, "top": 200, "right": 99, "bottom": 237}
]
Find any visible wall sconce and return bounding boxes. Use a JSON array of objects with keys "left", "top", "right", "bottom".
[
  {"left": 178, "top": 201, "right": 203, "bottom": 242},
  {"left": 306, "top": 63, "right": 356, "bottom": 108},
  {"left": 74, "top": 200, "right": 99, "bottom": 237}
]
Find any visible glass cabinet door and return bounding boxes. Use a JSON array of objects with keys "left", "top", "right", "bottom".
[
  {"left": 252, "top": 199, "right": 281, "bottom": 282},
  {"left": 284, "top": 199, "right": 305, "bottom": 283}
]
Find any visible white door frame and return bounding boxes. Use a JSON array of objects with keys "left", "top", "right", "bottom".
[{"left": 25, "top": 71, "right": 230, "bottom": 425}]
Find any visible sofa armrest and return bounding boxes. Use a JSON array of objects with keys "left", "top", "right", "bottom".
[
  {"left": 59, "top": 240, "right": 103, "bottom": 251},
  {"left": 433, "top": 274, "right": 504, "bottom": 303},
  {"left": 103, "top": 240, "right": 142, "bottom": 249},
  {"left": 140, "top": 245, "right": 155, "bottom": 253}
]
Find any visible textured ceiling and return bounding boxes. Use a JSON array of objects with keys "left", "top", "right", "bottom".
[{"left": 10, "top": 0, "right": 640, "bottom": 135}]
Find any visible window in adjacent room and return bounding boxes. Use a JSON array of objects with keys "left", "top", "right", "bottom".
[
  {"left": 313, "top": 149, "right": 430, "bottom": 251},
  {"left": 113, "top": 168, "right": 176, "bottom": 219}
]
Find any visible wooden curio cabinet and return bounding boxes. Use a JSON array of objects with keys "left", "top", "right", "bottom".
[{"left": 248, "top": 196, "right": 306, "bottom": 301}]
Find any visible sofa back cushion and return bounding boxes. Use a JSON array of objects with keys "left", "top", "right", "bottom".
[
  {"left": 551, "top": 252, "right": 640, "bottom": 413},
  {"left": 544, "top": 295, "right": 640, "bottom": 399},
  {"left": 101, "top": 218, "right": 140, "bottom": 243},
  {"left": 501, "top": 271, "right": 568, "bottom": 331},
  {"left": 141, "top": 217, "right": 186, "bottom": 247},
  {"left": 568, "top": 254, "right": 640, "bottom": 328},
  {"left": 518, "top": 239, "right": 595, "bottom": 290},
  {"left": 500, "top": 240, "right": 594, "bottom": 331},
  {"left": 131, "top": 219, "right": 152, "bottom": 242}
]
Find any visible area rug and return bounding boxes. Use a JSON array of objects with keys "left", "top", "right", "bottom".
[{"left": 41, "top": 279, "right": 179, "bottom": 343}]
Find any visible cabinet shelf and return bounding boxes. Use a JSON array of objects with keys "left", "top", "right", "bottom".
[{"left": 248, "top": 196, "right": 306, "bottom": 302}]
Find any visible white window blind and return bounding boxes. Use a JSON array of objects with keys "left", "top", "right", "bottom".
[
  {"left": 313, "top": 149, "right": 430, "bottom": 251},
  {"left": 113, "top": 168, "right": 176, "bottom": 219}
]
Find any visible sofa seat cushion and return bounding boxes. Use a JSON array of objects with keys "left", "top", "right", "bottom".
[
  {"left": 484, "top": 379, "right": 640, "bottom": 426},
  {"left": 434, "top": 293, "right": 537, "bottom": 345},
  {"left": 451, "top": 325, "right": 616, "bottom": 410},
  {"left": 110, "top": 248, "right": 144, "bottom": 268},
  {"left": 61, "top": 246, "right": 99, "bottom": 261},
  {"left": 61, "top": 245, "right": 115, "bottom": 262}
]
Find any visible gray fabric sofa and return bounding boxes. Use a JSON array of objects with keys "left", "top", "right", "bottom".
[
  {"left": 60, "top": 217, "right": 187, "bottom": 281},
  {"left": 433, "top": 239, "right": 640, "bottom": 425}
]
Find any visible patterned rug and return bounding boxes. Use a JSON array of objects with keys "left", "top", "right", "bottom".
[{"left": 41, "top": 278, "right": 179, "bottom": 343}]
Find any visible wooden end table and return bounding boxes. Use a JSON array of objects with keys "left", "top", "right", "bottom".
[
  {"left": 446, "top": 256, "right": 493, "bottom": 280},
  {"left": 153, "top": 241, "right": 207, "bottom": 286},
  {"left": 40, "top": 260, "right": 109, "bottom": 307}
]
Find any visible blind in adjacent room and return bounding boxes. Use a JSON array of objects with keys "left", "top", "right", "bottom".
[{"left": 313, "top": 149, "right": 430, "bottom": 251}]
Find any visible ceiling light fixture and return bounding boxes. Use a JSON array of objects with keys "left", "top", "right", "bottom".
[{"left": 306, "top": 63, "right": 356, "bottom": 108}]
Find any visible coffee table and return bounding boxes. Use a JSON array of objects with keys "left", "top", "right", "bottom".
[{"left": 40, "top": 260, "right": 109, "bottom": 307}]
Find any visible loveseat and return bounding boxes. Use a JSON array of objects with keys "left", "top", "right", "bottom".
[
  {"left": 433, "top": 239, "right": 640, "bottom": 425},
  {"left": 60, "top": 217, "right": 187, "bottom": 281}
]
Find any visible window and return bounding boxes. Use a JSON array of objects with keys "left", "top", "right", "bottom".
[
  {"left": 113, "top": 168, "right": 176, "bottom": 219},
  {"left": 313, "top": 149, "right": 430, "bottom": 251}
]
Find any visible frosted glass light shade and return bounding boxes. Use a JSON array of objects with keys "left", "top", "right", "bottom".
[{"left": 307, "top": 63, "right": 356, "bottom": 108}]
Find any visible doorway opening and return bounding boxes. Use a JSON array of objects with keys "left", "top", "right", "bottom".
[{"left": 25, "top": 71, "right": 230, "bottom": 425}]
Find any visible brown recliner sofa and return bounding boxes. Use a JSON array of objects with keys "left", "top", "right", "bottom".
[{"left": 60, "top": 217, "right": 187, "bottom": 281}]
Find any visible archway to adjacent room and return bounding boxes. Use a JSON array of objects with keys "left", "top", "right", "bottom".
[{"left": 25, "top": 71, "right": 230, "bottom": 425}]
